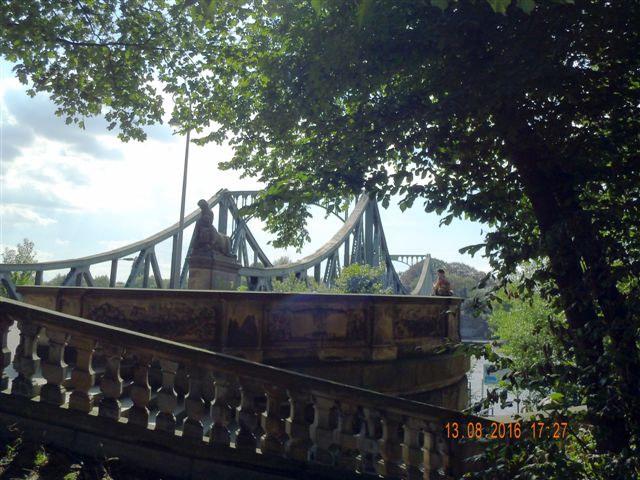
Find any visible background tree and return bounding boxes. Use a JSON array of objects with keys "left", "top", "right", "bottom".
[
  {"left": 473, "top": 276, "right": 613, "bottom": 479},
  {"left": 272, "top": 256, "right": 293, "bottom": 266},
  {"left": 3, "top": 0, "right": 639, "bottom": 475},
  {"left": 161, "top": 1, "right": 636, "bottom": 464},
  {"left": 1, "top": 239, "right": 37, "bottom": 289},
  {"left": 334, "top": 264, "right": 386, "bottom": 294},
  {"left": 270, "top": 263, "right": 386, "bottom": 294}
]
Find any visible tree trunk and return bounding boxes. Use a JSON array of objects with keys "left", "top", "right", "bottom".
[
  {"left": 509, "top": 147, "right": 631, "bottom": 453},
  {"left": 564, "top": 196, "right": 640, "bottom": 440}
]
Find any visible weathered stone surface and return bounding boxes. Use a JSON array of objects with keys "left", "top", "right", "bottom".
[
  {"left": 17, "top": 286, "right": 466, "bottom": 407},
  {"left": 188, "top": 254, "right": 241, "bottom": 291},
  {"left": 0, "top": 296, "right": 487, "bottom": 479}
]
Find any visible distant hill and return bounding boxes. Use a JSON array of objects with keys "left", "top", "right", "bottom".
[{"left": 400, "top": 258, "right": 491, "bottom": 339}]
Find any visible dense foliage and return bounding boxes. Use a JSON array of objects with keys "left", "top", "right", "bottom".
[
  {"left": 334, "top": 264, "right": 386, "bottom": 294},
  {"left": 488, "top": 291, "right": 563, "bottom": 376},
  {"left": 0, "top": 431, "right": 179, "bottom": 479},
  {"left": 1, "top": 239, "right": 36, "bottom": 292},
  {"left": 474, "top": 282, "right": 630, "bottom": 479},
  {"left": 173, "top": 3, "right": 637, "bottom": 471},
  {"left": 3, "top": 0, "right": 639, "bottom": 477},
  {"left": 270, "top": 263, "right": 386, "bottom": 294}
]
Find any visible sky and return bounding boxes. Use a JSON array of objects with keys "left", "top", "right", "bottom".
[{"left": 0, "top": 60, "right": 490, "bottom": 281}]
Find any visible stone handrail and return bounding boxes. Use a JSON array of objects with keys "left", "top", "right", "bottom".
[{"left": 0, "top": 297, "right": 480, "bottom": 478}]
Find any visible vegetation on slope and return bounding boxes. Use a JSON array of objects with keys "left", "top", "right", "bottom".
[{"left": 0, "top": 433, "right": 177, "bottom": 480}]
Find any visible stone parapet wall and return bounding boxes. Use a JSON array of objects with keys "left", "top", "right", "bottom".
[{"left": 17, "top": 286, "right": 462, "bottom": 364}]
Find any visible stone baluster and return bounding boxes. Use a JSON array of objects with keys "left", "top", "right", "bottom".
[
  {"left": 402, "top": 417, "right": 424, "bottom": 480},
  {"left": 40, "top": 329, "right": 69, "bottom": 406},
  {"left": 357, "top": 407, "right": 381, "bottom": 474},
  {"left": 174, "top": 364, "right": 189, "bottom": 397},
  {"left": 202, "top": 369, "right": 215, "bottom": 403},
  {"left": 69, "top": 336, "right": 96, "bottom": 412},
  {"left": 422, "top": 423, "right": 453, "bottom": 478},
  {"left": 235, "top": 377, "right": 262, "bottom": 450},
  {"left": 260, "top": 384, "right": 287, "bottom": 455},
  {"left": 11, "top": 321, "right": 41, "bottom": 398},
  {"left": 128, "top": 353, "right": 152, "bottom": 427},
  {"left": 148, "top": 359, "right": 163, "bottom": 391},
  {"left": 377, "top": 411, "right": 404, "bottom": 477},
  {"left": 309, "top": 394, "right": 337, "bottom": 465},
  {"left": 183, "top": 365, "right": 206, "bottom": 440},
  {"left": 99, "top": 345, "right": 124, "bottom": 420},
  {"left": 156, "top": 359, "right": 178, "bottom": 434},
  {"left": 423, "top": 428, "right": 435, "bottom": 478},
  {"left": 0, "top": 314, "right": 12, "bottom": 390},
  {"left": 209, "top": 374, "right": 234, "bottom": 447},
  {"left": 333, "top": 401, "right": 359, "bottom": 471},
  {"left": 285, "top": 389, "right": 312, "bottom": 461}
]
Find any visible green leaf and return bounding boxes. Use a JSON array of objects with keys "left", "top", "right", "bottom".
[
  {"left": 311, "top": 0, "right": 325, "bottom": 14},
  {"left": 516, "top": 0, "right": 535, "bottom": 13},
  {"left": 357, "top": 0, "right": 374, "bottom": 25},
  {"left": 549, "top": 392, "right": 564, "bottom": 403},
  {"left": 487, "top": 0, "right": 512, "bottom": 13},
  {"left": 430, "top": 0, "right": 449, "bottom": 11},
  {"left": 439, "top": 213, "right": 455, "bottom": 226},
  {"left": 459, "top": 243, "right": 487, "bottom": 256}
]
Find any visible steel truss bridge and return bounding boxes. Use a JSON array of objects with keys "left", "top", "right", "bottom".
[{"left": 0, "top": 190, "right": 437, "bottom": 299}]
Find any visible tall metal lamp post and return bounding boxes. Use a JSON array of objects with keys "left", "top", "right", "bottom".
[{"left": 169, "top": 128, "right": 191, "bottom": 288}]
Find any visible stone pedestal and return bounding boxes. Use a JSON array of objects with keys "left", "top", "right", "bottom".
[{"left": 188, "top": 253, "right": 241, "bottom": 291}]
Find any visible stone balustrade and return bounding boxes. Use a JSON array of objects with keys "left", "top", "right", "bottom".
[{"left": 0, "top": 297, "right": 480, "bottom": 479}]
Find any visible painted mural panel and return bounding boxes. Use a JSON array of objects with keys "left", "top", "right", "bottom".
[{"left": 85, "top": 298, "right": 218, "bottom": 345}]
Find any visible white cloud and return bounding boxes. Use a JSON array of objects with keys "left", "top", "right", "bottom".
[
  {"left": 0, "top": 61, "right": 490, "bottom": 274},
  {"left": 0, "top": 204, "right": 57, "bottom": 226}
]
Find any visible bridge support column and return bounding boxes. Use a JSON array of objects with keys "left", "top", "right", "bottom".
[
  {"left": 218, "top": 201, "right": 229, "bottom": 235},
  {"left": 364, "top": 202, "right": 374, "bottom": 265}
]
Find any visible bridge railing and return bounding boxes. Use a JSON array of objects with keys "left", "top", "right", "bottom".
[
  {"left": 0, "top": 297, "right": 479, "bottom": 479},
  {"left": 0, "top": 190, "right": 419, "bottom": 298},
  {"left": 0, "top": 189, "right": 272, "bottom": 297}
]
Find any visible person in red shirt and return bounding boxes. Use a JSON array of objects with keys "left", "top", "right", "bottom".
[{"left": 432, "top": 268, "right": 453, "bottom": 296}]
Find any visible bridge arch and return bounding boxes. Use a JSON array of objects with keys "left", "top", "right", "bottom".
[{"left": 0, "top": 190, "right": 435, "bottom": 298}]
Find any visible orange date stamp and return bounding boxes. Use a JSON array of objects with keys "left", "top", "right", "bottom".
[{"left": 444, "top": 421, "right": 569, "bottom": 440}]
